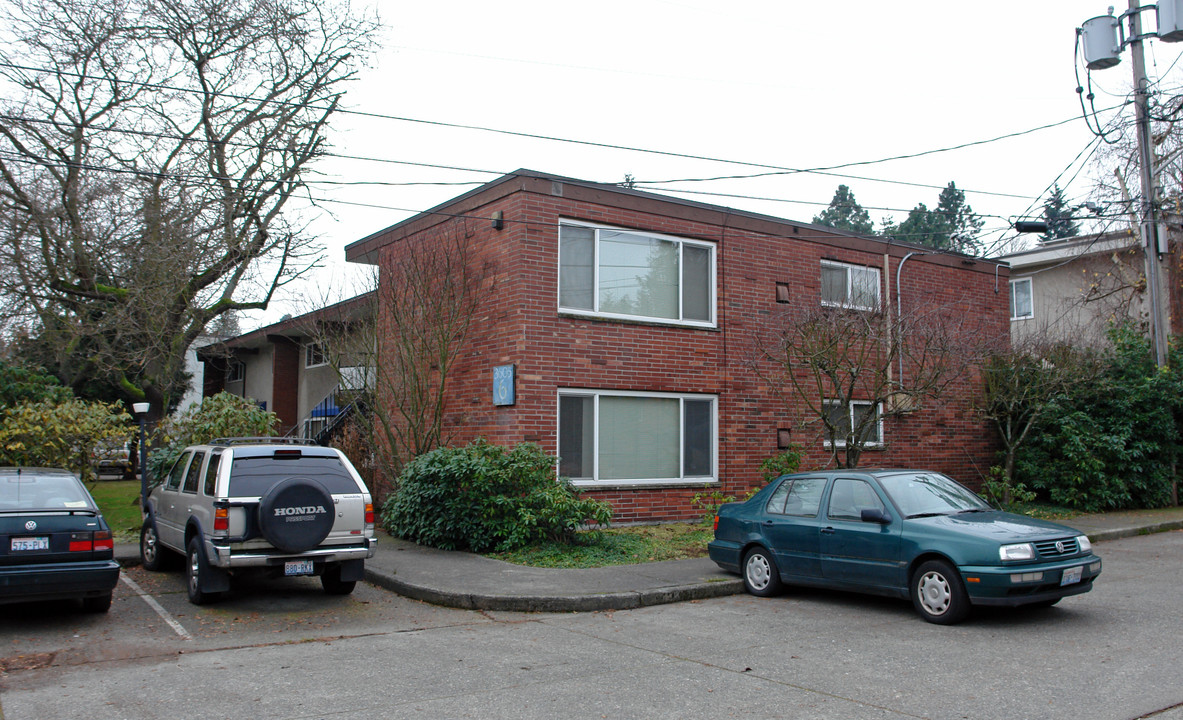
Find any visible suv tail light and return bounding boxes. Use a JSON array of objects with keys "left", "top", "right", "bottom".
[
  {"left": 213, "top": 504, "right": 230, "bottom": 533},
  {"left": 364, "top": 503, "right": 374, "bottom": 525}
]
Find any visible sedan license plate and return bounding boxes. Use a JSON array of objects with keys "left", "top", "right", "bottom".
[
  {"left": 1061, "top": 566, "right": 1083, "bottom": 586},
  {"left": 284, "top": 559, "right": 314, "bottom": 576},
  {"left": 11, "top": 536, "right": 49, "bottom": 552}
]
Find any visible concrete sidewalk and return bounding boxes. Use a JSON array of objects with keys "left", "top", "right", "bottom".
[{"left": 116, "top": 507, "right": 1183, "bottom": 613}]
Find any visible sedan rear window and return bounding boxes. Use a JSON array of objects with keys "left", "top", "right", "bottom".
[
  {"left": 765, "top": 477, "right": 825, "bottom": 517},
  {"left": 1, "top": 474, "right": 93, "bottom": 511},
  {"left": 228, "top": 456, "right": 359, "bottom": 497}
]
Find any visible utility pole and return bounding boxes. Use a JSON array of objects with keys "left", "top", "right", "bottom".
[{"left": 1129, "top": 0, "right": 1170, "bottom": 367}]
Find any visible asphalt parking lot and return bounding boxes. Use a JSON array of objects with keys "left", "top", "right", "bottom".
[{"left": 1, "top": 531, "right": 1181, "bottom": 720}]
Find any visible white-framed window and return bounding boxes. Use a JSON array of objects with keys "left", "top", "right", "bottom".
[
  {"left": 823, "top": 400, "right": 883, "bottom": 447},
  {"left": 305, "top": 342, "right": 327, "bottom": 368},
  {"left": 821, "top": 260, "right": 880, "bottom": 311},
  {"left": 558, "top": 221, "right": 715, "bottom": 327},
  {"left": 558, "top": 390, "right": 716, "bottom": 485},
  {"left": 1010, "top": 277, "right": 1034, "bottom": 320},
  {"left": 225, "top": 361, "right": 244, "bottom": 383}
]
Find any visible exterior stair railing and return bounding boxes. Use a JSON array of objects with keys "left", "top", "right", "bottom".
[{"left": 286, "top": 366, "right": 372, "bottom": 446}]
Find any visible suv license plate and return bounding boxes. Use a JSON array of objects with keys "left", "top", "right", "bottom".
[
  {"left": 11, "top": 536, "right": 49, "bottom": 552},
  {"left": 285, "top": 560, "right": 314, "bottom": 576},
  {"left": 1061, "top": 566, "right": 1083, "bottom": 586}
]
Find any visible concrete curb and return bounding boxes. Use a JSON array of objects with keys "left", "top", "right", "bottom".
[
  {"left": 363, "top": 566, "right": 744, "bottom": 613},
  {"left": 1085, "top": 519, "right": 1183, "bottom": 543}
]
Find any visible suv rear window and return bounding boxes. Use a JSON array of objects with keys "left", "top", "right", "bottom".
[{"left": 228, "top": 456, "right": 359, "bottom": 497}]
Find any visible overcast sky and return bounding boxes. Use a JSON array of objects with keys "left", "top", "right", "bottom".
[{"left": 257, "top": 0, "right": 1183, "bottom": 326}]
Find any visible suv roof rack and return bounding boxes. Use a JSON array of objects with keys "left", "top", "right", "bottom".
[{"left": 208, "top": 437, "right": 320, "bottom": 446}]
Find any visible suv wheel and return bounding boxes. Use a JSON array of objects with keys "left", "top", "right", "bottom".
[
  {"left": 321, "top": 563, "right": 357, "bottom": 596},
  {"left": 140, "top": 521, "right": 170, "bottom": 571},
  {"left": 257, "top": 477, "right": 335, "bottom": 553},
  {"left": 186, "top": 538, "right": 220, "bottom": 605}
]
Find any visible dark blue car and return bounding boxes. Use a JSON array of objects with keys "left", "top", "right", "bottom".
[
  {"left": 0, "top": 467, "right": 120, "bottom": 613},
  {"left": 708, "top": 469, "right": 1102, "bottom": 624}
]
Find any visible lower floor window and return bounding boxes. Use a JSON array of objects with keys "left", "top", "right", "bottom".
[
  {"left": 558, "top": 390, "right": 716, "bottom": 485},
  {"left": 823, "top": 400, "right": 883, "bottom": 446}
]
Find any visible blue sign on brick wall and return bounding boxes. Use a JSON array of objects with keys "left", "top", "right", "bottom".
[{"left": 493, "top": 364, "right": 515, "bottom": 406}]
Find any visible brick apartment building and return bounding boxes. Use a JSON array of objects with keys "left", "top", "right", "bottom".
[{"left": 335, "top": 169, "right": 1010, "bottom": 523}]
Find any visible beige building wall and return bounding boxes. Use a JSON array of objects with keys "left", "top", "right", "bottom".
[{"left": 1006, "top": 232, "right": 1163, "bottom": 349}]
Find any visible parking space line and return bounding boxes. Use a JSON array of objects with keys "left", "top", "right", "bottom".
[{"left": 120, "top": 574, "right": 193, "bottom": 641}]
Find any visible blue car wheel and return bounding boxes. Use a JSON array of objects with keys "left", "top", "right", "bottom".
[{"left": 743, "top": 547, "right": 784, "bottom": 597}]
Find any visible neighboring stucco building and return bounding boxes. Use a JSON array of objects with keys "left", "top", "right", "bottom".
[
  {"left": 1002, "top": 226, "right": 1178, "bottom": 348},
  {"left": 198, "top": 293, "right": 373, "bottom": 438},
  {"left": 336, "top": 169, "right": 1009, "bottom": 522}
]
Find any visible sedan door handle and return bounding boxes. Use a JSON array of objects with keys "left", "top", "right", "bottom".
[{"left": 820, "top": 527, "right": 835, "bottom": 534}]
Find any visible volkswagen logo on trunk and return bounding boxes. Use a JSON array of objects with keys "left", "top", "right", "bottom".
[{"left": 25, "top": 520, "right": 36, "bottom": 531}]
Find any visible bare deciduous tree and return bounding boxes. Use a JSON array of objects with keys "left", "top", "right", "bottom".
[
  {"left": 750, "top": 303, "right": 979, "bottom": 468},
  {"left": 0, "top": 0, "right": 378, "bottom": 417},
  {"left": 305, "top": 229, "right": 494, "bottom": 496}
]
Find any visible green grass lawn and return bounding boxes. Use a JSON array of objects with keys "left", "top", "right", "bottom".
[
  {"left": 489, "top": 522, "right": 714, "bottom": 568},
  {"left": 86, "top": 479, "right": 142, "bottom": 542}
]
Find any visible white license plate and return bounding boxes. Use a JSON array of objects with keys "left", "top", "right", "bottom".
[
  {"left": 284, "top": 560, "right": 314, "bottom": 576},
  {"left": 11, "top": 536, "right": 49, "bottom": 552},
  {"left": 1061, "top": 566, "right": 1083, "bottom": 586}
]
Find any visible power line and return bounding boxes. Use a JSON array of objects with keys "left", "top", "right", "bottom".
[{"left": 0, "top": 59, "right": 1105, "bottom": 204}]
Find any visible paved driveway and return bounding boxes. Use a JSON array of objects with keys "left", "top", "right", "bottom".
[{"left": 1, "top": 531, "right": 1180, "bottom": 719}]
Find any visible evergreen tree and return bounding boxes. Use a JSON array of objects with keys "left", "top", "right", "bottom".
[
  {"left": 890, "top": 182, "right": 983, "bottom": 254},
  {"left": 937, "top": 181, "right": 985, "bottom": 254},
  {"left": 813, "top": 185, "right": 874, "bottom": 235},
  {"left": 1040, "top": 185, "right": 1080, "bottom": 242}
]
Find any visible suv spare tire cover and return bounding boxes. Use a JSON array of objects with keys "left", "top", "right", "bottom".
[{"left": 257, "top": 477, "right": 335, "bottom": 553}]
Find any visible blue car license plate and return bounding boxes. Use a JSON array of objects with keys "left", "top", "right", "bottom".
[
  {"left": 11, "top": 536, "right": 49, "bottom": 552},
  {"left": 285, "top": 559, "right": 314, "bottom": 576},
  {"left": 1061, "top": 566, "right": 1083, "bottom": 586}
]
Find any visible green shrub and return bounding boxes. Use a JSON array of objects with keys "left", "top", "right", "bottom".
[
  {"left": 691, "top": 488, "right": 736, "bottom": 526},
  {"left": 0, "top": 398, "right": 131, "bottom": 481},
  {"left": 148, "top": 392, "right": 279, "bottom": 479},
  {"left": 1015, "top": 325, "right": 1181, "bottom": 512},
  {"left": 381, "top": 439, "right": 613, "bottom": 552},
  {"left": 979, "top": 465, "right": 1036, "bottom": 510},
  {"left": 0, "top": 361, "right": 72, "bottom": 406},
  {"left": 760, "top": 446, "right": 803, "bottom": 483}
]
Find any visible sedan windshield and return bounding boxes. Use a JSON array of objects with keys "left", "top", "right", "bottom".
[{"left": 877, "top": 472, "right": 990, "bottom": 518}]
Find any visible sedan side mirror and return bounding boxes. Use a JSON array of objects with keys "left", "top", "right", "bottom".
[{"left": 861, "top": 508, "right": 892, "bottom": 524}]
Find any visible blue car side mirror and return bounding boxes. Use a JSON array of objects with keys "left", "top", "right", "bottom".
[{"left": 861, "top": 508, "right": 891, "bottom": 524}]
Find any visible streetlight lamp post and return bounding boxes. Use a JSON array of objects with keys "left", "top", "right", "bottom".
[{"left": 132, "top": 402, "right": 150, "bottom": 510}]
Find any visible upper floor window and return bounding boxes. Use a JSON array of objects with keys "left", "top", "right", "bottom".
[
  {"left": 559, "top": 222, "right": 715, "bottom": 327},
  {"left": 305, "top": 342, "right": 327, "bottom": 368},
  {"left": 1010, "top": 277, "right": 1033, "bottom": 320},
  {"left": 225, "top": 361, "right": 244, "bottom": 383},
  {"left": 821, "top": 261, "right": 880, "bottom": 311}
]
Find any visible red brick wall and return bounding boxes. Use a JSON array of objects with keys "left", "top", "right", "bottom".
[{"left": 374, "top": 179, "right": 1009, "bottom": 523}]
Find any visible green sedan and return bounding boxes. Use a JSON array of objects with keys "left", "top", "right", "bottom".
[{"left": 707, "top": 469, "right": 1102, "bottom": 624}]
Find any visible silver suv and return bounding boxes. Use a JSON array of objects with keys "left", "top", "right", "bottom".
[{"left": 139, "top": 438, "right": 376, "bottom": 604}]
